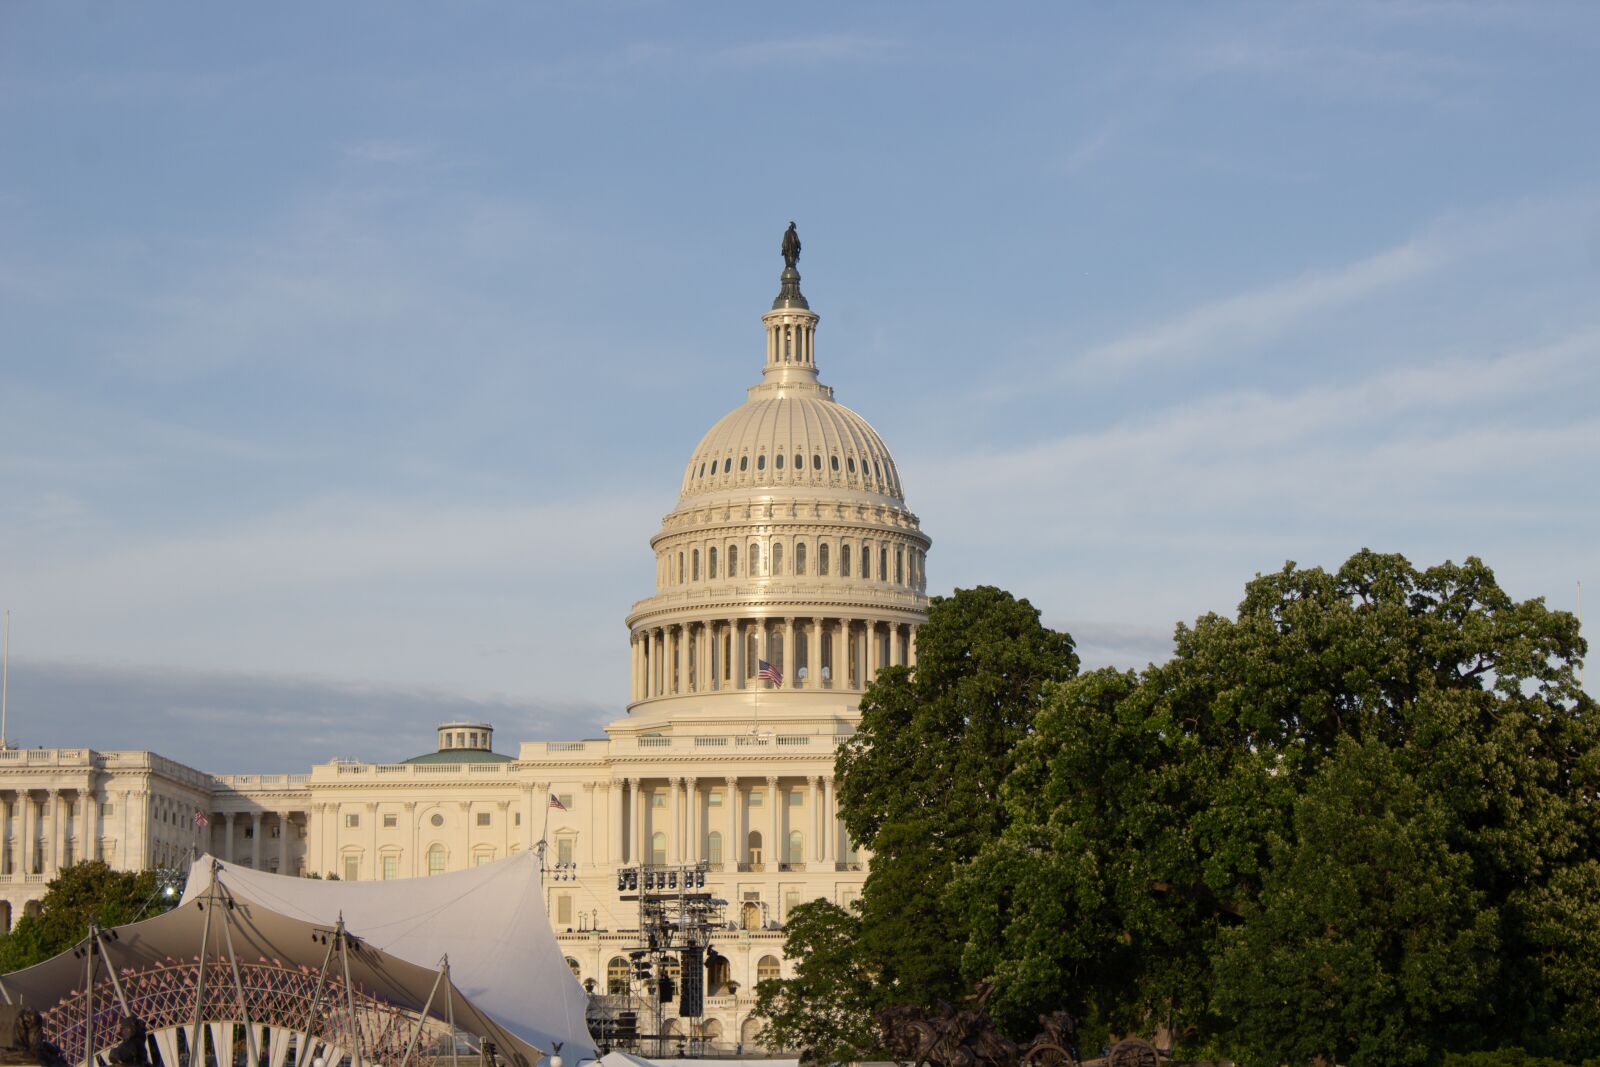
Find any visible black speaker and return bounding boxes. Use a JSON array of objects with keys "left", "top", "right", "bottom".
[{"left": 678, "top": 947, "right": 704, "bottom": 1018}]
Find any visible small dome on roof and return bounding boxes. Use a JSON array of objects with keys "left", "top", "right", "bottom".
[{"left": 405, "top": 721, "right": 513, "bottom": 764}]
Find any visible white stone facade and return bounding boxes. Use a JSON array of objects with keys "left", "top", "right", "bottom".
[{"left": 0, "top": 248, "right": 923, "bottom": 1053}]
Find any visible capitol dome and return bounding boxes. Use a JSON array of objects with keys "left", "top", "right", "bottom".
[{"left": 624, "top": 228, "right": 930, "bottom": 719}]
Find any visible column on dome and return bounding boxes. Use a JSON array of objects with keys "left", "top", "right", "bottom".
[
  {"left": 829, "top": 620, "right": 842, "bottom": 690},
  {"left": 782, "top": 618, "right": 795, "bottom": 688},
  {"left": 698, "top": 622, "right": 711, "bottom": 693},
  {"left": 908, "top": 625, "right": 919, "bottom": 668},
  {"left": 631, "top": 633, "right": 641, "bottom": 701},
  {"left": 735, "top": 620, "right": 748, "bottom": 689}
]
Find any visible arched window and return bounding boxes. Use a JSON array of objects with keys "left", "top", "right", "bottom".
[
  {"left": 739, "top": 455, "right": 748, "bottom": 472},
  {"left": 651, "top": 832, "right": 666, "bottom": 866},
  {"left": 794, "top": 453, "right": 802, "bottom": 470},
  {"left": 771, "top": 542, "right": 783, "bottom": 576},
  {"left": 848, "top": 457, "right": 857, "bottom": 473},
  {"left": 709, "top": 547, "right": 718, "bottom": 578},
  {"left": 788, "top": 830, "right": 804, "bottom": 864},
  {"left": 608, "top": 956, "right": 630, "bottom": 996},
  {"left": 775, "top": 453, "right": 785, "bottom": 470},
  {"left": 830, "top": 455, "right": 840, "bottom": 472},
  {"left": 795, "top": 542, "right": 807, "bottom": 576},
  {"left": 757, "top": 454, "right": 766, "bottom": 471},
  {"left": 729, "top": 544, "right": 738, "bottom": 577},
  {"left": 757, "top": 955, "right": 781, "bottom": 981},
  {"left": 819, "top": 542, "right": 829, "bottom": 575},
  {"left": 813, "top": 453, "right": 822, "bottom": 470},
  {"left": 566, "top": 957, "right": 582, "bottom": 980},
  {"left": 747, "top": 830, "right": 764, "bottom": 866},
  {"left": 427, "top": 844, "right": 446, "bottom": 876},
  {"left": 724, "top": 457, "right": 732, "bottom": 473},
  {"left": 861, "top": 545, "right": 871, "bottom": 579},
  {"left": 750, "top": 543, "right": 762, "bottom": 576},
  {"left": 692, "top": 549, "right": 700, "bottom": 581},
  {"left": 707, "top": 830, "right": 723, "bottom": 865},
  {"left": 841, "top": 542, "right": 852, "bottom": 577}
]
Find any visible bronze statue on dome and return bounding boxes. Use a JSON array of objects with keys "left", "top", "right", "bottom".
[{"left": 782, "top": 222, "right": 801, "bottom": 269}]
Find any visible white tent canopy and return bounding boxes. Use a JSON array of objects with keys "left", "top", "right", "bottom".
[{"left": 181, "top": 851, "right": 596, "bottom": 1063}]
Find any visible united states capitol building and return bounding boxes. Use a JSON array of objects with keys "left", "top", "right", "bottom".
[{"left": 0, "top": 235, "right": 929, "bottom": 1051}]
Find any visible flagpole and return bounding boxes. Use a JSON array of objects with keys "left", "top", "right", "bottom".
[{"left": 2, "top": 609, "right": 10, "bottom": 750}]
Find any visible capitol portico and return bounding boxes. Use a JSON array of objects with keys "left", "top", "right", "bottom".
[{"left": 0, "top": 231, "right": 926, "bottom": 1051}]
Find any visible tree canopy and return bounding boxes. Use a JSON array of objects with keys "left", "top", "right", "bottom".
[
  {"left": 0, "top": 862, "right": 173, "bottom": 973},
  {"left": 953, "top": 551, "right": 1595, "bottom": 1065}
]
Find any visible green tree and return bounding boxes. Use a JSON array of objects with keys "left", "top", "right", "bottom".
[
  {"left": 753, "top": 900, "right": 880, "bottom": 1064},
  {"left": 836, "top": 585, "right": 1077, "bottom": 1010},
  {"left": 0, "top": 862, "right": 171, "bottom": 972},
  {"left": 952, "top": 552, "right": 1594, "bottom": 1063}
]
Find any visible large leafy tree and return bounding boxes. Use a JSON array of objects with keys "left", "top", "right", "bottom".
[
  {"left": 954, "top": 552, "right": 1594, "bottom": 1064},
  {"left": 753, "top": 900, "right": 879, "bottom": 1064},
  {"left": 0, "top": 862, "right": 171, "bottom": 973},
  {"left": 835, "top": 585, "right": 1078, "bottom": 1010}
]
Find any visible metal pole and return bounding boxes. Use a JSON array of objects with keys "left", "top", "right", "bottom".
[
  {"left": 92, "top": 930, "right": 130, "bottom": 1013},
  {"left": 83, "top": 925, "right": 96, "bottom": 1067},
  {"left": 293, "top": 935, "right": 339, "bottom": 1067},
  {"left": 218, "top": 896, "right": 259, "bottom": 1066},
  {"left": 445, "top": 965, "right": 459, "bottom": 1067},
  {"left": 338, "top": 921, "right": 363, "bottom": 1067},
  {"left": 191, "top": 878, "right": 217, "bottom": 1066},
  {"left": 395, "top": 961, "right": 448, "bottom": 1067},
  {"left": 2, "top": 609, "right": 9, "bottom": 749}
]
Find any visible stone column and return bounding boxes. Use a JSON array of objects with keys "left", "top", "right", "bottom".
[
  {"left": 723, "top": 776, "right": 739, "bottom": 866},
  {"left": 686, "top": 777, "right": 699, "bottom": 864},
  {"left": 735, "top": 620, "right": 747, "bottom": 689},
  {"left": 830, "top": 620, "right": 843, "bottom": 689},
  {"left": 822, "top": 778, "right": 836, "bottom": 865},
  {"left": 766, "top": 776, "right": 780, "bottom": 868},
  {"left": 908, "top": 625, "right": 918, "bottom": 668},
  {"left": 611, "top": 780, "right": 625, "bottom": 865},
  {"left": 82, "top": 788, "right": 97, "bottom": 864},
  {"left": 581, "top": 783, "right": 596, "bottom": 865},
  {"left": 0, "top": 793, "right": 11, "bottom": 876},
  {"left": 51, "top": 792, "right": 64, "bottom": 872},
  {"left": 631, "top": 778, "right": 645, "bottom": 866},
  {"left": 498, "top": 800, "right": 512, "bottom": 861},
  {"left": 811, "top": 776, "right": 822, "bottom": 862},
  {"left": 250, "top": 812, "right": 263, "bottom": 869},
  {"left": 222, "top": 812, "right": 236, "bottom": 863},
  {"left": 278, "top": 813, "right": 291, "bottom": 874},
  {"left": 669, "top": 777, "right": 682, "bottom": 864},
  {"left": 782, "top": 618, "right": 795, "bottom": 688},
  {"left": 20, "top": 793, "right": 35, "bottom": 875}
]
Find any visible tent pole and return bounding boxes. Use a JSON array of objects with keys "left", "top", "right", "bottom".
[
  {"left": 394, "top": 960, "right": 448, "bottom": 1067},
  {"left": 218, "top": 892, "right": 259, "bottom": 1067},
  {"left": 92, "top": 929, "right": 131, "bottom": 1014},
  {"left": 0, "top": 978, "right": 12, "bottom": 1005},
  {"left": 445, "top": 963, "right": 459, "bottom": 1067},
  {"left": 337, "top": 919, "right": 363, "bottom": 1067},
  {"left": 83, "top": 924, "right": 97, "bottom": 1067},
  {"left": 293, "top": 934, "right": 339, "bottom": 1067},
  {"left": 190, "top": 876, "right": 217, "bottom": 1067}
]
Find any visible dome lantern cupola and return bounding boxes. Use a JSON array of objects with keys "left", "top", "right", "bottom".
[{"left": 761, "top": 222, "right": 821, "bottom": 389}]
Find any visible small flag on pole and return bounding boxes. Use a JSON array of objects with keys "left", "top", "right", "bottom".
[
  {"left": 194, "top": 810, "right": 209, "bottom": 829},
  {"left": 549, "top": 793, "right": 567, "bottom": 811},
  {"left": 758, "top": 660, "right": 783, "bottom": 687}
]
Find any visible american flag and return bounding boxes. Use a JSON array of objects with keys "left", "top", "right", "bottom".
[
  {"left": 549, "top": 794, "right": 567, "bottom": 811},
  {"left": 758, "top": 659, "right": 783, "bottom": 687},
  {"left": 193, "top": 810, "right": 209, "bottom": 829}
]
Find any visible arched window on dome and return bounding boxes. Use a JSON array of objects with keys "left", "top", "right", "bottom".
[
  {"left": 729, "top": 544, "right": 738, "bottom": 577},
  {"left": 795, "top": 542, "right": 806, "bottom": 576},
  {"left": 830, "top": 455, "right": 840, "bottom": 472},
  {"left": 692, "top": 549, "right": 700, "bottom": 581},
  {"left": 757, "top": 454, "right": 766, "bottom": 472},
  {"left": 861, "top": 544, "right": 871, "bottom": 580},
  {"left": 750, "top": 542, "right": 762, "bottom": 576},
  {"left": 819, "top": 542, "right": 830, "bottom": 576},
  {"left": 775, "top": 453, "right": 785, "bottom": 470},
  {"left": 740, "top": 456, "right": 748, "bottom": 472},
  {"left": 793, "top": 453, "right": 802, "bottom": 471},
  {"left": 847, "top": 456, "right": 857, "bottom": 474},
  {"left": 813, "top": 453, "right": 822, "bottom": 471},
  {"left": 724, "top": 457, "right": 732, "bottom": 473},
  {"left": 896, "top": 548, "right": 904, "bottom": 585},
  {"left": 709, "top": 547, "right": 719, "bottom": 579},
  {"left": 772, "top": 542, "right": 783, "bottom": 576},
  {"left": 840, "top": 542, "right": 851, "bottom": 577}
]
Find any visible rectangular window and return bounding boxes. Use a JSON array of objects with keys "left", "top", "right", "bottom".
[
  {"left": 514, "top": 811, "right": 522, "bottom": 826},
  {"left": 244, "top": 825, "right": 254, "bottom": 838},
  {"left": 383, "top": 814, "right": 398, "bottom": 828},
  {"left": 382, "top": 855, "right": 398, "bottom": 880},
  {"left": 476, "top": 812, "right": 491, "bottom": 826},
  {"left": 558, "top": 793, "right": 574, "bottom": 810},
  {"left": 344, "top": 813, "right": 360, "bottom": 829},
  {"left": 652, "top": 792, "right": 666, "bottom": 809},
  {"left": 707, "top": 790, "right": 723, "bottom": 807},
  {"left": 557, "top": 894, "right": 573, "bottom": 925},
  {"left": 343, "top": 856, "right": 360, "bottom": 881},
  {"left": 557, "top": 838, "right": 575, "bottom": 865},
  {"left": 475, "top": 853, "right": 493, "bottom": 867},
  {"left": 748, "top": 790, "right": 764, "bottom": 807},
  {"left": 787, "top": 790, "right": 804, "bottom": 807},
  {"left": 270, "top": 824, "right": 281, "bottom": 838},
  {"left": 785, "top": 891, "right": 800, "bottom": 917},
  {"left": 100, "top": 803, "right": 114, "bottom": 816}
]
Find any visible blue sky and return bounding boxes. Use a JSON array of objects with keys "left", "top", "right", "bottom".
[{"left": 1, "top": 2, "right": 1596, "bottom": 771}]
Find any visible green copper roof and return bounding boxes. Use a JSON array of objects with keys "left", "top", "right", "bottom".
[{"left": 404, "top": 748, "right": 514, "bottom": 765}]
